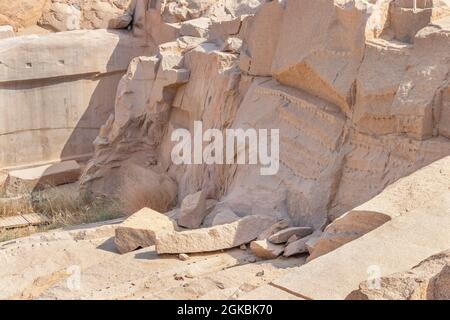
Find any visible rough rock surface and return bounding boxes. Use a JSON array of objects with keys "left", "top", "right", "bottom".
[
  {"left": 2, "top": 0, "right": 450, "bottom": 300},
  {"left": 270, "top": 157, "right": 450, "bottom": 299},
  {"left": 347, "top": 250, "right": 450, "bottom": 300},
  {"left": 0, "top": 25, "right": 14, "bottom": 39},
  {"left": 156, "top": 215, "right": 276, "bottom": 254},
  {"left": 309, "top": 156, "right": 450, "bottom": 260},
  {"left": 0, "top": 0, "right": 48, "bottom": 30},
  {"left": 177, "top": 191, "right": 207, "bottom": 229},
  {"left": 0, "top": 218, "right": 305, "bottom": 300},
  {"left": 257, "top": 220, "right": 290, "bottom": 240},
  {"left": 114, "top": 207, "right": 177, "bottom": 254},
  {"left": 39, "top": 0, "right": 133, "bottom": 32},
  {"left": 268, "top": 227, "right": 313, "bottom": 244},
  {"left": 0, "top": 0, "right": 134, "bottom": 32},
  {"left": 5, "top": 161, "right": 81, "bottom": 193},
  {"left": 250, "top": 240, "right": 284, "bottom": 259},
  {"left": 211, "top": 208, "right": 240, "bottom": 226},
  {"left": 283, "top": 235, "right": 314, "bottom": 257}
]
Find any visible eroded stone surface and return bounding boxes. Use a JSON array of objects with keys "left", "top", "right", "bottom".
[
  {"left": 177, "top": 191, "right": 207, "bottom": 229},
  {"left": 347, "top": 250, "right": 450, "bottom": 300},
  {"left": 250, "top": 240, "right": 284, "bottom": 259},
  {"left": 156, "top": 215, "right": 276, "bottom": 254},
  {"left": 6, "top": 161, "right": 81, "bottom": 193},
  {"left": 268, "top": 227, "right": 313, "bottom": 244},
  {"left": 115, "top": 208, "right": 177, "bottom": 254}
]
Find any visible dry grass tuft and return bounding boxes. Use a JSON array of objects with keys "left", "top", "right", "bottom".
[{"left": 0, "top": 183, "right": 123, "bottom": 242}]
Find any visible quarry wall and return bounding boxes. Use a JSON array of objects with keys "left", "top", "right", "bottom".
[{"left": 0, "top": 29, "right": 148, "bottom": 170}]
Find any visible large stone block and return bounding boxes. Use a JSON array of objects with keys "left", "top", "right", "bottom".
[
  {"left": 156, "top": 215, "right": 276, "bottom": 254},
  {"left": 6, "top": 160, "right": 81, "bottom": 192},
  {"left": 115, "top": 207, "right": 177, "bottom": 254}
]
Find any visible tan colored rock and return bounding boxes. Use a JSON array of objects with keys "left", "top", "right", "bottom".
[
  {"left": 0, "top": 0, "right": 48, "bottom": 30},
  {"left": 79, "top": 49, "right": 188, "bottom": 199},
  {"left": 6, "top": 161, "right": 81, "bottom": 192},
  {"left": 283, "top": 235, "right": 313, "bottom": 257},
  {"left": 156, "top": 215, "right": 276, "bottom": 254},
  {"left": 180, "top": 17, "right": 212, "bottom": 38},
  {"left": 178, "top": 253, "right": 190, "bottom": 261},
  {"left": 347, "top": 250, "right": 450, "bottom": 300},
  {"left": 257, "top": 219, "right": 290, "bottom": 240},
  {"left": 268, "top": 227, "right": 313, "bottom": 244},
  {"left": 286, "top": 235, "right": 298, "bottom": 244},
  {"left": 0, "top": 29, "right": 146, "bottom": 170},
  {"left": 308, "top": 211, "right": 391, "bottom": 261},
  {"left": 177, "top": 191, "right": 207, "bottom": 229},
  {"left": 311, "top": 155, "right": 450, "bottom": 260},
  {"left": 114, "top": 207, "right": 177, "bottom": 254},
  {"left": 118, "top": 164, "right": 178, "bottom": 215},
  {"left": 305, "top": 231, "right": 322, "bottom": 255},
  {"left": 239, "top": 0, "right": 284, "bottom": 76},
  {"left": 250, "top": 240, "right": 284, "bottom": 259},
  {"left": 38, "top": 0, "right": 133, "bottom": 32},
  {"left": 39, "top": 2, "right": 82, "bottom": 31},
  {"left": 272, "top": 170, "right": 450, "bottom": 299},
  {"left": 0, "top": 25, "right": 14, "bottom": 39},
  {"left": 211, "top": 208, "right": 240, "bottom": 226},
  {"left": 209, "top": 16, "right": 243, "bottom": 41}
]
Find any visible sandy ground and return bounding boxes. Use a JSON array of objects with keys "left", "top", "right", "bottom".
[{"left": 0, "top": 219, "right": 305, "bottom": 300}]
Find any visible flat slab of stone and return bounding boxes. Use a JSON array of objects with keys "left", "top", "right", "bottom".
[
  {"left": 271, "top": 193, "right": 450, "bottom": 299},
  {"left": 269, "top": 227, "right": 313, "bottom": 244},
  {"left": 250, "top": 240, "right": 284, "bottom": 259},
  {"left": 115, "top": 208, "right": 176, "bottom": 254},
  {"left": 257, "top": 220, "right": 290, "bottom": 240},
  {"left": 156, "top": 215, "right": 276, "bottom": 254},
  {"left": 283, "top": 235, "right": 313, "bottom": 257},
  {"left": 7, "top": 161, "right": 81, "bottom": 191}
]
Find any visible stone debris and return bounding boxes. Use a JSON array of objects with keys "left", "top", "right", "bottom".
[
  {"left": 114, "top": 208, "right": 177, "bottom": 254},
  {"left": 309, "top": 155, "right": 450, "bottom": 260},
  {"left": 283, "top": 235, "right": 314, "bottom": 257},
  {"left": 286, "top": 235, "right": 299, "bottom": 245},
  {"left": 347, "top": 250, "right": 450, "bottom": 300},
  {"left": 2, "top": 0, "right": 450, "bottom": 301},
  {"left": 180, "top": 17, "right": 212, "bottom": 38},
  {"left": 178, "top": 253, "right": 190, "bottom": 261},
  {"left": 177, "top": 191, "right": 207, "bottom": 229},
  {"left": 6, "top": 161, "right": 81, "bottom": 193},
  {"left": 305, "top": 231, "right": 323, "bottom": 255},
  {"left": 268, "top": 227, "right": 314, "bottom": 244},
  {"left": 211, "top": 208, "right": 240, "bottom": 226},
  {"left": 257, "top": 220, "right": 290, "bottom": 240},
  {"left": 155, "top": 215, "right": 276, "bottom": 254},
  {"left": 250, "top": 240, "right": 284, "bottom": 259},
  {"left": 39, "top": 0, "right": 133, "bottom": 32}
]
